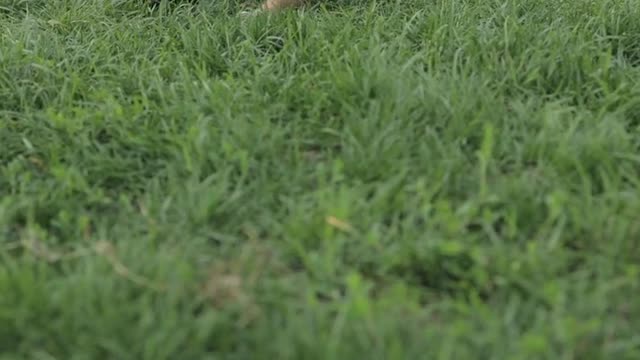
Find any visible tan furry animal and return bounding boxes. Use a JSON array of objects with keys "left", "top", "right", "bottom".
[{"left": 260, "top": 0, "right": 305, "bottom": 11}]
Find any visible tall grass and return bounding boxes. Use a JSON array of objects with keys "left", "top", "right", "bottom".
[{"left": 1, "top": 0, "right": 640, "bottom": 358}]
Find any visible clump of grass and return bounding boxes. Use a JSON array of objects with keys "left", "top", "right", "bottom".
[{"left": 1, "top": 0, "right": 640, "bottom": 358}]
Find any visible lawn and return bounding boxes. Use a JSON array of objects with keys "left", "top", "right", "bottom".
[{"left": 1, "top": 0, "right": 640, "bottom": 358}]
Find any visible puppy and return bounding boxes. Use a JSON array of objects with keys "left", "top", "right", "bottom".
[{"left": 260, "top": 0, "right": 305, "bottom": 11}]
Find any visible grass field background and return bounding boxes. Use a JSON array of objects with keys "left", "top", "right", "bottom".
[{"left": 1, "top": 0, "right": 640, "bottom": 358}]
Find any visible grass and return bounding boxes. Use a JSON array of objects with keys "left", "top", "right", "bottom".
[{"left": 1, "top": 0, "right": 640, "bottom": 358}]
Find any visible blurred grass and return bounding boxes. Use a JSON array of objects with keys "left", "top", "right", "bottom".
[{"left": 1, "top": 0, "right": 640, "bottom": 358}]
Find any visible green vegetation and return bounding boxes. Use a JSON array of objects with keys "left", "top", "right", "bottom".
[{"left": 1, "top": 0, "right": 640, "bottom": 358}]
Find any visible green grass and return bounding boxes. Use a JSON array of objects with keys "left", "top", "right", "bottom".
[{"left": 1, "top": 0, "right": 640, "bottom": 358}]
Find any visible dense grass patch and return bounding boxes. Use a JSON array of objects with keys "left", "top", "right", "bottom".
[{"left": 1, "top": 0, "right": 640, "bottom": 358}]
